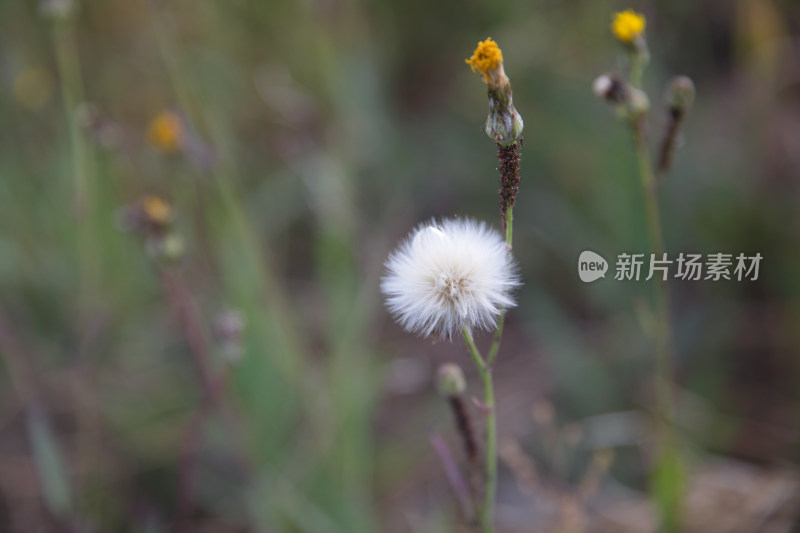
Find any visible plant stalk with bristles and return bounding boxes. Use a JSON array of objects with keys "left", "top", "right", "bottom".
[{"left": 464, "top": 37, "right": 525, "bottom": 532}]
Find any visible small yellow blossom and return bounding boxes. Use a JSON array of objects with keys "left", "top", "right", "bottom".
[
  {"left": 465, "top": 38, "right": 504, "bottom": 84},
  {"left": 611, "top": 9, "right": 646, "bottom": 43},
  {"left": 142, "top": 195, "right": 172, "bottom": 226},
  {"left": 147, "top": 111, "right": 183, "bottom": 151}
]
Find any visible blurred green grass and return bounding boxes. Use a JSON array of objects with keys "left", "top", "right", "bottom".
[{"left": 1, "top": 0, "right": 799, "bottom": 531}]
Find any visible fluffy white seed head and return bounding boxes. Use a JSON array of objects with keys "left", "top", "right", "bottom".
[{"left": 381, "top": 218, "right": 519, "bottom": 339}]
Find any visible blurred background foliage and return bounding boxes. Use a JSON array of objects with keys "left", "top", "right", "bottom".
[{"left": 1, "top": 0, "right": 800, "bottom": 531}]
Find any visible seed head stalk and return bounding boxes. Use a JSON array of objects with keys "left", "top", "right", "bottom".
[
  {"left": 465, "top": 36, "right": 525, "bottom": 532},
  {"left": 504, "top": 206, "right": 513, "bottom": 250},
  {"left": 478, "top": 142, "right": 519, "bottom": 532}
]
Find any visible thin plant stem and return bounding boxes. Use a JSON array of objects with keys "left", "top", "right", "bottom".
[
  {"left": 479, "top": 367, "right": 497, "bottom": 533},
  {"left": 488, "top": 172, "right": 516, "bottom": 368},
  {"left": 475, "top": 139, "right": 519, "bottom": 530},
  {"left": 628, "top": 43, "right": 648, "bottom": 90},
  {"left": 505, "top": 205, "right": 513, "bottom": 248},
  {"left": 462, "top": 327, "right": 486, "bottom": 374},
  {"left": 52, "top": 17, "right": 97, "bottom": 317},
  {"left": 486, "top": 314, "right": 504, "bottom": 367},
  {"left": 461, "top": 327, "right": 496, "bottom": 533},
  {"left": 430, "top": 432, "right": 476, "bottom": 522},
  {"left": 448, "top": 395, "right": 481, "bottom": 512},
  {"left": 630, "top": 58, "right": 644, "bottom": 90},
  {"left": 159, "top": 268, "right": 221, "bottom": 403},
  {"left": 633, "top": 124, "right": 665, "bottom": 256},
  {"left": 657, "top": 109, "right": 684, "bottom": 174},
  {"left": 632, "top": 120, "right": 680, "bottom": 532},
  {"left": 51, "top": 15, "right": 104, "bottom": 509}
]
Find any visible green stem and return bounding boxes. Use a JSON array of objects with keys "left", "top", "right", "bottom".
[
  {"left": 486, "top": 314, "right": 504, "bottom": 368},
  {"left": 487, "top": 204, "right": 513, "bottom": 367},
  {"left": 51, "top": 14, "right": 102, "bottom": 514},
  {"left": 479, "top": 367, "right": 496, "bottom": 533},
  {"left": 628, "top": 40, "right": 649, "bottom": 90},
  {"left": 632, "top": 120, "right": 681, "bottom": 532},
  {"left": 633, "top": 127, "right": 664, "bottom": 257},
  {"left": 52, "top": 17, "right": 96, "bottom": 313},
  {"left": 475, "top": 147, "right": 518, "bottom": 528},
  {"left": 504, "top": 205, "right": 513, "bottom": 247},
  {"left": 629, "top": 56, "right": 644, "bottom": 90},
  {"left": 462, "top": 326, "right": 486, "bottom": 375},
  {"left": 461, "top": 328, "right": 496, "bottom": 533}
]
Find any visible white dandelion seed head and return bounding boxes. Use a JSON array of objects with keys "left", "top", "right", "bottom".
[{"left": 381, "top": 217, "right": 520, "bottom": 339}]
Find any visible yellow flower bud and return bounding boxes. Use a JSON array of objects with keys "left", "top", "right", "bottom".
[{"left": 611, "top": 10, "right": 646, "bottom": 44}]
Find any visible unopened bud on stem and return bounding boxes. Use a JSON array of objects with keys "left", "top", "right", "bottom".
[
  {"left": 437, "top": 363, "right": 466, "bottom": 397},
  {"left": 626, "top": 87, "right": 650, "bottom": 120},
  {"left": 666, "top": 76, "right": 695, "bottom": 114},
  {"left": 466, "top": 38, "right": 524, "bottom": 145},
  {"left": 658, "top": 76, "right": 695, "bottom": 172},
  {"left": 593, "top": 74, "right": 649, "bottom": 124},
  {"left": 593, "top": 74, "right": 627, "bottom": 104}
]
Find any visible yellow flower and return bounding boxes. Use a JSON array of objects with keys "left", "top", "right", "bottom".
[
  {"left": 465, "top": 38, "right": 504, "bottom": 85},
  {"left": 611, "top": 9, "right": 646, "bottom": 43},
  {"left": 142, "top": 195, "right": 172, "bottom": 226},
  {"left": 147, "top": 111, "right": 183, "bottom": 151}
]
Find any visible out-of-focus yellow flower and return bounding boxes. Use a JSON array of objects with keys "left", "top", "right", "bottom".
[
  {"left": 142, "top": 195, "right": 172, "bottom": 226},
  {"left": 147, "top": 111, "right": 183, "bottom": 152},
  {"left": 611, "top": 9, "right": 646, "bottom": 43},
  {"left": 13, "top": 67, "right": 54, "bottom": 111},
  {"left": 466, "top": 38, "right": 505, "bottom": 86}
]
